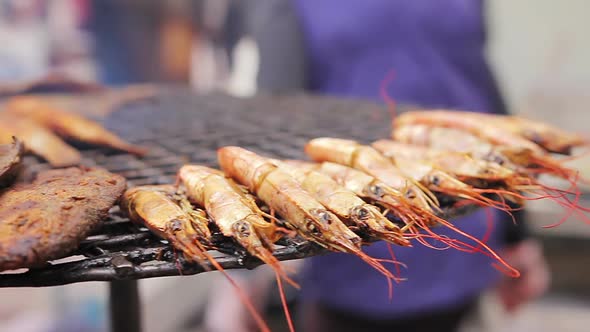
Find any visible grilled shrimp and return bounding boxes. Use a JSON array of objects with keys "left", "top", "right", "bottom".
[
  {"left": 373, "top": 140, "right": 590, "bottom": 226},
  {"left": 0, "top": 113, "right": 82, "bottom": 167},
  {"left": 392, "top": 111, "right": 581, "bottom": 183},
  {"left": 291, "top": 159, "right": 519, "bottom": 277},
  {"left": 121, "top": 184, "right": 272, "bottom": 332},
  {"left": 373, "top": 140, "right": 516, "bottom": 186},
  {"left": 304, "top": 138, "right": 439, "bottom": 212},
  {"left": 393, "top": 111, "right": 544, "bottom": 154},
  {"left": 379, "top": 151, "right": 513, "bottom": 211},
  {"left": 286, "top": 160, "right": 423, "bottom": 225},
  {"left": 272, "top": 159, "right": 410, "bottom": 247},
  {"left": 457, "top": 112, "right": 588, "bottom": 155},
  {"left": 392, "top": 124, "right": 524, "bottom": 171},
  {"left": 217, "top": 146, "right": 398, "bottom": 284},
  {"left": 120, "top": 185, "right": 211, "bottom": 264},
  {"left": 178, "top": 165, "right": 297, "bottom": 284},
  {"left": 373, "top": 140, "right": 530, "bottom": 203},
  {"left": 178, "top": 165, "right": 298, "bottom": 332},
  {"left": 6, "top": 96, "right": 147, "bottom": 156}
]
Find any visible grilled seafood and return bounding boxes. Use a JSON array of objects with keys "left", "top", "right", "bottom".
[
  {"left": 0, "top": 167, "right": 125, "bottom": 271},
  {"left": 291, "top": 157, "right": 518, "bottom": 277},
  {"left": 121, "top": 185, "right": 211, "bottom": 265},
  {"left": 372, "top": 140, "right": 516, "bottom": 183},
  {"left": 0, "top": 138, "right": 23, "bottom": 188},
  {"left": 392, "top": 124, "right": 525, "bottom": 171},
  {"left": 392, "top": 111, "right": 581, "bottom": 182},
  {"left": 6, "top": 96, "right": 147, "bottom": 156},
  {"left": 178, "top": 165, "right": 296, "bottom": 283},
  {"left": 393, "top": 111, "right": 544, "bottom": 154},
  {"left": 457, "top": 112, "right": 588, "bottom": 154},
  {"left": 374, "top": 139, "right": 590, "bottom": 226},
  {"left": 0, "top": 113, "right": 82, "bottom": 167},
  {"left": 272, "top": 159, "right": 410, "bottom": 247},
  {"left": 304, "top": 137, "right": 439, "bottom": 212},
  {"left": 217, "top": 146, "right": 398, "bottom": 284},
  {"left": 379, "top": 151, "right": 513, "bottom": 211},
  {"left": 121, "top": 184, "right": 272, "bottom": 332},
  {"left": 178, "top": 165, "right": 297, "bottom": 332}
]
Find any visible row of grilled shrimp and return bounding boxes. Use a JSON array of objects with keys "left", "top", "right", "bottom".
[{"left": 120, "top": 110, "right": 588, "bottom": 332}]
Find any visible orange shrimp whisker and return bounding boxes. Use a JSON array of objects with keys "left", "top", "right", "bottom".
[
  {"left": 386, "top": 243, "right": 403, "bottom": 281},
  {"left": 439, "top": 187, "right": 513, "bottom": 211},
  {"left": 275, "top": 272, "right": 295, "bottom": 332},
  {"left": 351, "top": 248, "right": 399, "bottom": 298},
  {"left": 379, "top": 70, "right": 398, "bottom": 120},
  {"left": 557, "top": 148, "right": 590, "bottom": 162},
  {"left": 374, "top": 192, "right": 518, "bottom": 277},
  {"left": 201, "top": 250, "right": 271, "bottom": 332},
  {"left": 412, "top": 231, "right": 520, "bottom": 277},
  {"left": 527, "top": 155, "right": 588, "bottom": 184},
  {"left": 419, "top": 211, "right": 519, "bottom": 278}
]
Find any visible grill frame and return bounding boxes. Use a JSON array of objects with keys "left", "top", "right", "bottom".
[
  {"left": 0, "top": 89, "right": 479, "bottom": 288},
  {"left": 0, "top": 88, "right": 489, "bottom": 332}
]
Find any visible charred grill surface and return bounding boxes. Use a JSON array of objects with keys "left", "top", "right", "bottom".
[{"left": 0, "top": 89, "right": 475, "bottom": 287}]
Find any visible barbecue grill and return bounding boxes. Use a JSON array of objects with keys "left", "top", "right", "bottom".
[{"left": 0, "top": 88, "right": 478, "bottom": 332}]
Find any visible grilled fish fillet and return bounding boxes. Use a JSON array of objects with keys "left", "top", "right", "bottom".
[{"left": 0, "top": 167, "right": 126, "bottom": 271}]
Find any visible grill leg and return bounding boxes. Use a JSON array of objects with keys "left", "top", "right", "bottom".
[{"left": 109, "top": 280, "right": 142, "bottom": 332}]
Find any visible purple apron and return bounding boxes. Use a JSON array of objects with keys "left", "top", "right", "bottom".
[{"left": 292, "top": 0, "right": 507, "bottom": 318}]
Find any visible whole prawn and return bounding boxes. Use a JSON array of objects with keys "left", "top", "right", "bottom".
[
  {"left": 217, "top": 146, "right": 399, "bottom": 291},
  {"left": 178, "top": 164, "right": 298, "bottom": 332},
  {"left": 121, "top": 184, "right": 273, "bottom": 332},
  {"left": 287, "top": 160, "right": 519, "bottom": 277},
  {"left": 373, "top": 139, "right": 590, "bottom": 227},
  {"left": 304, "top": 138, "right": 439, "bottom": 212},
  {"left": 392, "top": 111, "right": 582, "bottom": 183},
  {"left": 272, "top": 159, "right": 411, "bottom": 247},
  {"left": 372, "top": 139, "right": 521, "bottom": 206},
  {"left": 120, "top": 185, "right": 211, "bottom": 266},
  {"left": 451, "top": 112, "right": 588, "bottom": 155},
  {"left": 375, "top": 148, "right": 514, "bottom": 211}
]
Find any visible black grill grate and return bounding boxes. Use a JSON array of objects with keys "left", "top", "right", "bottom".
[{"left": 0, "top": 89, "right": 469, "bottom": 287}]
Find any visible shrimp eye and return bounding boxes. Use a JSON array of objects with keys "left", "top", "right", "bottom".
[
  {"left": 351, "top": 206, "right": 371, "bottom": 222},
  {"left": 405, "top": 188, "right": 416, "bottom": 199},
  {"left": 305, "top": 219, "right": 321, "bottom": 235},
  {"left": 232, "top": 220, "right": 251, "bottom": 238},
  {"left": 317, "top": 210, "right": 333, "bottom": 225},
  {"left": 170, "top": 219, "right": 183, "bottom": 232},
  {"left": 492, "top": 155, "right": 505, "bottom": 165},
  {"left": 429, "top": 175, "right": 440, "bottom": 186},
  {"left": 369, "top": 185, "right": 384, "bottom": 197}
]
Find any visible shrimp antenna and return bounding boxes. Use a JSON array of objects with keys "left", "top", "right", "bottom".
[{"left": 379, "top": 70, "right": 398, "bottom": 120}]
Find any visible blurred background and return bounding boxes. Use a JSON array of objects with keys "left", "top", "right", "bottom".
[{"left": 0, "top": 0, "right": 589, "bottom": 331}]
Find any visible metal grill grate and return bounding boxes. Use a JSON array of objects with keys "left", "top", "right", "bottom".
[{"left": 0, "top": 89, "right": 468, "bottom": 287}]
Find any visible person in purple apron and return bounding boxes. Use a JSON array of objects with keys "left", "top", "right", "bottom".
[
  {"left": 204, "top": 1, "right": 550, "bottom": 331},
  {"left": 258, "top": 1, "right": 548, "bottom": 331}
]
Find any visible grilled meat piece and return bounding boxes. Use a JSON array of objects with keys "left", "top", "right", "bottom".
[
  {"left": 0, "top": 167, "right": 126, "bottom": 271},
  {"left": 0, "top": 138, "right": 23, "bottom": 188},
  {"left": 5, "top": 96, "right": 147, "bottom": 156}
]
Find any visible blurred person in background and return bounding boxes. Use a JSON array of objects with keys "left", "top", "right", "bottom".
[{"left": 204, "top": 1, "right": 551, "bottom": 332}]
